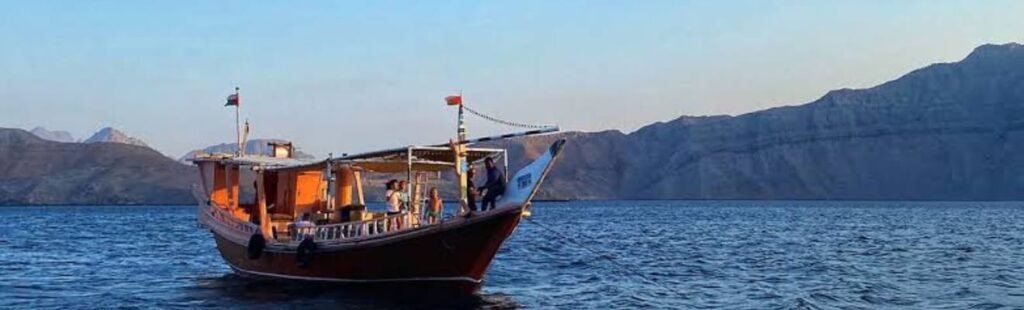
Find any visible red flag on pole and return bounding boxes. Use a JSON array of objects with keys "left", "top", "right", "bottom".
[
  {"left": 225, "top": 93, "right": 240, "bottom": 106},
  {"left": 445, "top": 95, "right": 462, "bottom": 106}
]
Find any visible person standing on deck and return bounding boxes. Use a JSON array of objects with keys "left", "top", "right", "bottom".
[
  {"left": 479, "top": 157, "right": 506, "bottom": 210},
  {"left": 397, "top": 180, "right": 415, "bottom": 227},
  {"left": 384, "top": 180, "right": 402, "bottom": 229},
  {"left": 427, "top": 187, "right": 443, "bottom": 224},
  {"left": 397, "top": 180, "right": 419, "bottom": 226},
  {"left": 449, "top": 139, "right": 478, "bottom": 214},
  {"left": 466, "top": 167, "right": 478, "bottom": 212},
  {"left": 397, "top": 180, "right": 410, "bottom": 211},
  {"left": 384, "top": 180, "right": 401, "bottom": 214}
]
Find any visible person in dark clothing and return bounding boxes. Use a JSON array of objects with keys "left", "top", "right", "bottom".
[
  {"left": 479, "top": 157, "right": 506, "bottom": 210},
  {"left": 466, "top": 167, "right": 478, "bottom": 212},
  {"left": 448, "top": 139, "right": 480, "bottom": 215}
]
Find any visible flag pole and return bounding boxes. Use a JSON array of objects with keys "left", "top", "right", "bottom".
[
  {"left": 235, "top": 87, "right": 241, "bottom": 157},
  {"left": 457, "top": 90, "right": 466, "bottom": 142},
  {"left": 447, "top": 91, "right": 469, "bottom": 213}
]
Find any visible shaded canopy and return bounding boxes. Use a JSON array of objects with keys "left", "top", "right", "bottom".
[
  {"left": 332, "top": 146, "right": 505, "bottom": 173},
  {"left": 340, "top": 146, "right": 502, "bottom": 163},
  {"left": 251, "top": 146, "right": 505, "bottom": 173},
  {"left": 190, "top": 155, "right": 317, "bottom": 168},
  {"left": 340, "top": 158, "right": 453, "bottom": 173}
]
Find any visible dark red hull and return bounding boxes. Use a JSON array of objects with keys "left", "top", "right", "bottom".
[{"left": 210, "top": 207, "right": 524, "bottom": 293}]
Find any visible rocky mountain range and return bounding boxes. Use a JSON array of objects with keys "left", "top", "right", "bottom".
[
  {"left": 83, "top": 127, "right": 149, "bottom": 147},
  {"left": 2, "top": 42, "right": 1023, "bottom": 204},
  {"left": 29, "top": 127, "right": 76, "bottom": 143},
  {"left": 0, "top": 128, "right": 193, "bottom": 205},
  {"left": 28, "top": 126, "right": 150, "bottom": 147},
  {"left": 492, "top": 43, "right": 1024, "bottom": 200}
]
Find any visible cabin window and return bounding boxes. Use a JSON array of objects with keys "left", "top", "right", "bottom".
[
  {"left": 293, "top": 170, "right": 324, "bottom": 218},
  {"left": 263, "top": 171, "right": 279, "bottom": 210},
  {"left": 238, "top": 168, "right": 257, "bottom": 206}
]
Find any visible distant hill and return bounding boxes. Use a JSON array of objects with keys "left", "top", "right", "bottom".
[
  {"left": 84, "top": 127, "right": 148, "bottom": 148},
  {"left": 30, "top": 127, "right": 76, "bottom": 143},
  {"left": 0, "top": 128, "right": 193, "bottom": 205},
  {"left": 489, "top": 43, "right": 1024, "bottom": 200},
  {"left": 179, "top": 139, "right": 315, "bottom": 163}
]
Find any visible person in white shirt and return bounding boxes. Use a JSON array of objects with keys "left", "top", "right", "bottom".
[
  {"left": 384, "top": 180, "right": 401, "bottom": 214},
  {"left": 384, "top": 179, "right": 404, "bottom": 230},
  {"left": 397, "top": 180, "right": 410, "bottom": 211},
  {"left": 293, "top": 213, "right": 316, "bottom": 241}
]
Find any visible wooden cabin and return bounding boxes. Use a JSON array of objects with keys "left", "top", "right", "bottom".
[{"left": 192, "top": 145, "right": 506, "bottom": 241}]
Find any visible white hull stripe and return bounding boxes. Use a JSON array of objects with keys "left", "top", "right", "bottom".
[{"left": 227, "top": 264, "right": 482, "bottom": 284}]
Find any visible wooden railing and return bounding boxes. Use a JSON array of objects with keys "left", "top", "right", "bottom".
[
  {"left": 294, "top": 212, "right": 422, "bottom": 242},
  {"left": 196, "top": 184, "right": 434, "bottom": 243},
  {"left": 193, "top": 184, "right": 259, "bottom": 236},
  {"left": 209, "top": 204, "right": 258, "bottom": 236}
]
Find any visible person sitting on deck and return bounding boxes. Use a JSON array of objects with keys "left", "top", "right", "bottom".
[
  {"left": 427, "top": 187, "right": 443, "bottom": 224},
  {"left": 479, "top": 157, "right": 506, "bottom": 211},
  {"left": 293, "top": 213, "right": 316, "bottom": 241}
]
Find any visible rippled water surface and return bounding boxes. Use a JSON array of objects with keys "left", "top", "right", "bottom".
[{"left": 2, "top": 201, "right": 1024, "bottom": 309}]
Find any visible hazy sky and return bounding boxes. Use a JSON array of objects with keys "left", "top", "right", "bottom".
[{"left": 2, "top": 1, "right": 1022, "bottom": 157}]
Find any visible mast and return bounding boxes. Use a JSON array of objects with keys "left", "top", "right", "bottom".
[
  {"left": 446, "top": 93, "right": 469, "bottom": 211},
  {"left": 406, "top": 146, "right": 413, "bottom": 218},
  {"left": 256, "top": 172, "right": 271, "bottom": 239},
  {"left": 325, "top": 153, "right": 336, "bottom": 212},
  {"left": 241, "top": 119, "right": 250, "bottom": 157},
  {"left": 234, "top": 87, "right": 241, "bottom": 157},
  {"left": 223, "top": 87, "right": 242, "bottom": 156},
  {"left": 457, "top": 96, "right": 466, "bottom": 141}
]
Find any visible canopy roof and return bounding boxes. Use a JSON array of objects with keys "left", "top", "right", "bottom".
[
  {"left": 193, "top": 145, "right": 506, "bottom": 174},
  {"left": 190, "top": 155, "right": 317, "bottom": 168},
  {"left": 326, "top": 145, "right": 504, "bottom": 173},
  {"left": 339, "top": 145, "right": 503, "bottom": 164},
  {"left": 339, "top": 158, "right": 454, "bottom": 173}
]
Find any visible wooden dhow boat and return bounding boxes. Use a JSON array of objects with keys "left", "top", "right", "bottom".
[{"left": 191, "top": 93, "right": 564, "bottom": 292}]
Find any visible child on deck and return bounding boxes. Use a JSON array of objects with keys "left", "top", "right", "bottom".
[{"left": 427, "top": 187, "right": 443, "bottom": 224}]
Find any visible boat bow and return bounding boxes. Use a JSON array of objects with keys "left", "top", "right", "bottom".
[{"left": 497, "top": 139, "right": 567, "bottom": 209}]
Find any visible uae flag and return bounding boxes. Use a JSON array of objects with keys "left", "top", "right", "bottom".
[
  {"left": 225, "top": 93, "right": 240, "bottom": 106},
  {"left": 445, "top": 95, "right": 462, "bottom": 106}
]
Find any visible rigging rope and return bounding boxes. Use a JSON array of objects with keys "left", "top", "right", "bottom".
[
  {"left": 463, "top": 105, "right": 553, "bottom": 130},
  {"left": 523, "top": 216, "right": 685, "bottom": 299}
]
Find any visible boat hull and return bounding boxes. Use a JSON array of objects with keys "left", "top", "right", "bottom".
[{"left": 209, "top": 207, "right": 524, "bottom": 293}]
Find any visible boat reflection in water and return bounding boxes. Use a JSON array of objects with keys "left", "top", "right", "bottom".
[
  {"left": 190, "top": 94, "right": 565, "bottom": 293},
  {"left": 188, "top": 273, "right": 521, "bottom": 308}
]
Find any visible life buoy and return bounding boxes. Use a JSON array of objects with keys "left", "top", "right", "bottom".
[
  {"left": 247, "top": 234, "right": 265, "bottom": 260},
  {"left": 296, "top": 238, "right": 317, "bottom": 268}
]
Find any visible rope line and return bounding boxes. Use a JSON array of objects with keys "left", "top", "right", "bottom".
[
  {"left": 463, "top": 105, "right": 552, "bottom": 129},
  {"left": 524, "top": 217, "right": 684, "bottom": 299}
]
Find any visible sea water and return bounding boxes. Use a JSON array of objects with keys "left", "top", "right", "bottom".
[{"left": 1, "top": 201, "right": 1023, "bottom": 309}]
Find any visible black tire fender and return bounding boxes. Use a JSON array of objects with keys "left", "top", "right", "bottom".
[
  {"left": 296, "top": 238, "right": 317, "bottom": 268},
  {"left": 247, "top": 233, "right": 266, "bottom": 260}
]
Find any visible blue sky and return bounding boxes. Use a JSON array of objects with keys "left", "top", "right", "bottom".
[{"left": 1, "top": 1, "right": 1022, "bottom": 157}]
